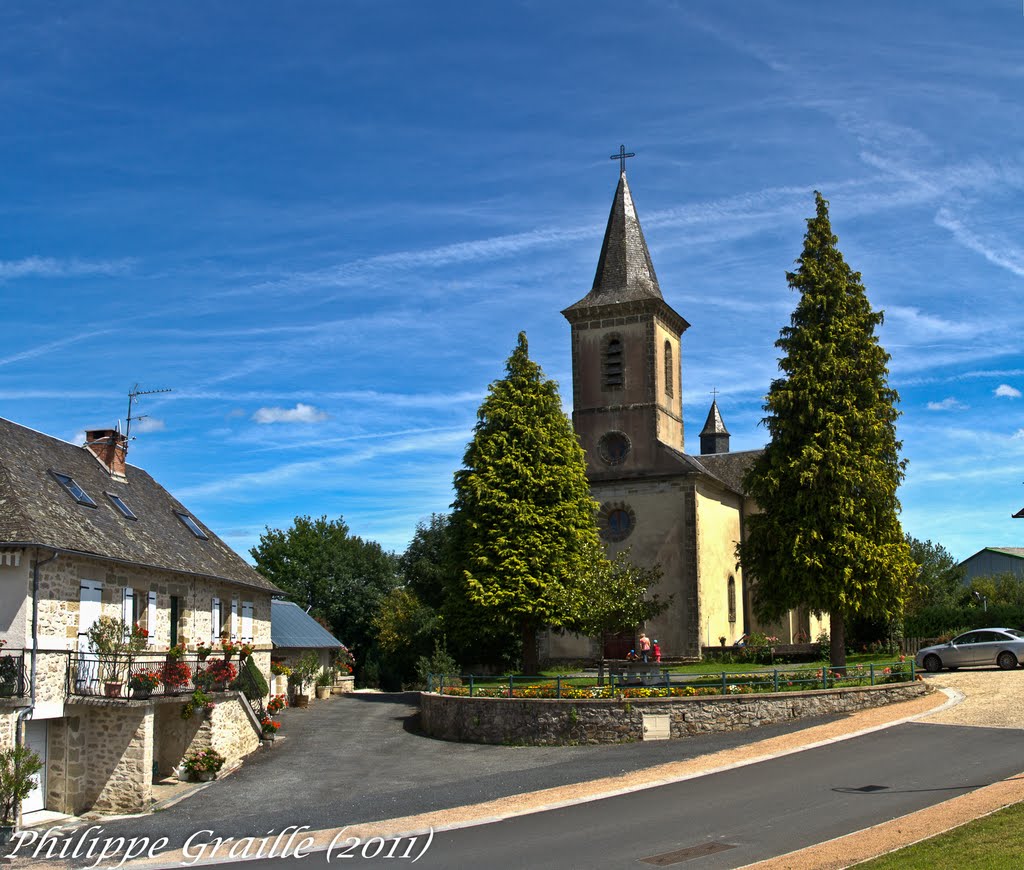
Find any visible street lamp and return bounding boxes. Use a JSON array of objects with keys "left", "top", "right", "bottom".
[{"left": 973, "top": 590, "right": 987, "bottom": 613}]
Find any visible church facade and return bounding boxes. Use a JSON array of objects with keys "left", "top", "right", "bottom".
[{"left": 548, "top": 170, "right": 827, "bottom": 660}]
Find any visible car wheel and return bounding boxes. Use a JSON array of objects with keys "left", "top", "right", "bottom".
[
  {"left": 923, "top": 654, "right": 942, "bottom": 673},
  {"left": 997, "top": 651, "right": 1018, "bottom": 671}
]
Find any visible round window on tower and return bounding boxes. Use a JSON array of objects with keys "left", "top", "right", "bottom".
[
  {"left": 599, "top": 502, "right": 635, "bottom": 542},
  {"left": 598, "top": 431, "right": 631, "bottom": 466}
]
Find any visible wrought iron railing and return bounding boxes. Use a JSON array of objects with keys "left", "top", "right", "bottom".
[
  {"left": 0, "top": 650, "right": 26, "bottom": 698},
  {"left": 65, "top": 652, "right": 256, "bottom": 700}
]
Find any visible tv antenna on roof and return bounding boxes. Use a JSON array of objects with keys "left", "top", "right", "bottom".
[{"left": 126, "top": 383, "right": 173, "bottom": 441}]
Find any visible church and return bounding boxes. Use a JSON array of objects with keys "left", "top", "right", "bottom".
[{"left": 546, "top": 165, "right": 828, "bottom": 660}]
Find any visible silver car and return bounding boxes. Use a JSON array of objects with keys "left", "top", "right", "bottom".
[{"left": 916, "top": 628, "right": 1024, "bottom": 673}]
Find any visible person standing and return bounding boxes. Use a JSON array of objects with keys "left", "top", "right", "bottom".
[
  {"left": 652, "top": 639, "right": 661, "bottom": 662},
  {"left": 639, "top": 632, "right": 651, "bottom": 663}
]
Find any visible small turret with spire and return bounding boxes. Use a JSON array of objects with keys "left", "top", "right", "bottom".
[{"left": 699, "top": 397, "right": 730, "bottom": 455}]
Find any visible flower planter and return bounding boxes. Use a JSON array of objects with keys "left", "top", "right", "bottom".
[
  {"left": 315, "top": 685, "right": 331, "bottom": 700},
  {"left": 193, "top": 770, "right": 215, "bottom": 782},
  {"left": 104, "top": 681, "right": 123, "bottom": 698},
  {"left": 131, "top": 689, "right": 152, "bottom": 701},
  {"left": 292, "top": 694, "right": 309, "bottom": 708},
  {"left": 0, "top": 824, "right": 16, "bottom": 846},
  {"left": 0, "top": 682, "right": 17, "bottom": 698}
]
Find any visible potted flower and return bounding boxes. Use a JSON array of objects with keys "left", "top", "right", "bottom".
[
  {"left": 266, "top": 694, "right": 287, "bottom": 715},
  {"left": 0, "top": 746, "right": 43, "bottom": 843},
  {"left": 315, "top": 668, "right": 333, "bottom": 700},
  {"left": 182, "top": 748, "right": 225, "bottom": 782},
  {"left": 128, "top": 670, "right": 161, "bottom": 700},
  {"left": 239, "top": 643, "right": 255, "bottom": 660},
  {"left": 195, "top": 641, "right": 212, "bottom": 662},
  {"left": 220, "top": 638, "right": 239, "bottom": 660},
  {"left": 204, "top": 658, "right": 238, "bottom": 691},
  {"left": 180, "top": 689, "right": 213, "bottom": 720},
  {"left": 161, "top": 660, "right": 192, "bottom": 696},
  {"left": 87, "top": 616, "right": 146, "bottom": 697},
  {"left": 260, "top": 716, "right": 280, "bottom": 741},
  {"left": 334, "top": 644, "right": 356, "bottom": 675},
  {"left": 289, "top": 651, "right": 320, "bottom": 708}
]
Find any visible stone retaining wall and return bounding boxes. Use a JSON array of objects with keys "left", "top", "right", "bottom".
[{"left": 420, "top": 682, "right": 928, "bottom": 746}]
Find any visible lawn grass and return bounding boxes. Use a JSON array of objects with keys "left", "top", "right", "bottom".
[{"left": 853, "top": 801, "right": 1024, "bottom": 869}]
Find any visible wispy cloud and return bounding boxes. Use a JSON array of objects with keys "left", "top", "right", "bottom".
[
  {"left": 935, "top": 208, "right": 1024, "bottom": 278},
  {"left": 926, "top": 397, "right": 968, "bottom": 411},
  {"left": 252, "top": 403, "right": 330, "bottom": 424},
  {"left": 0, "top": 330, "right": 116, "bottom": 367},
  {"left": 133, "top": 417, "right": 166, "bottom": 433},
  {"left": 995, "top": 384, "right": 1022, "bottom": 399},
  {"left": 0, "top": 256, "right": 133, "bottom": 280}
]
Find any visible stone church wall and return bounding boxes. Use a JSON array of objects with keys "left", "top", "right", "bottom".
[{"left": 695, "top": 484, "right": 745, "bottom": 647}]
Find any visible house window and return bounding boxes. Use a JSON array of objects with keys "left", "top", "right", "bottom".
[
  {"left": 598, "top": 502, "right": 636, "bottom": 542},
  {"left": 51, "top": 472, "right": 97, "bottom": 507},
  {"left": 169, "top": 596, "right": 180, "bottom": 647},
  {"left": 175, "top": 511, "right": 209, "bottom": 540},
  {"left": 602, "top": 334, "right": 624, "bottom": 390},
  {"left": 728, "top": 576, "right": 737, "bottom": 624},
  {"left": 106, "top": 492, "right": 137, "bottom": 520},
  {"left": 664, "top": 341, "right": 674, "bottom": 398}
]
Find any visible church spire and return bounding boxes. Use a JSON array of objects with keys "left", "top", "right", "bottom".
[
  {"left": 587, "top": 171, "right": 663, "bottom": 304},
  {"left": 699, "top": 399, "right": 731, "bottom": 455}
]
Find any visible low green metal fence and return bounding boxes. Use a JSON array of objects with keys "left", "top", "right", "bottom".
[{"left": 427, "top": 660, "right": 916, "bottom": 699}]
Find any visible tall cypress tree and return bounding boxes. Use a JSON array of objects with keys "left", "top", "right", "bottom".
[
  {"left": 738, "top": 193, "right": 915, "bottom": 667},
  {"left": 451, "top": 332, "right": 599, "bottom": 675}
]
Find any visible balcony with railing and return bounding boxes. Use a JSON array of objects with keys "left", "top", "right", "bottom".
[
  {"left": 0, "top": 648, "right": 27, "bottom": 698},
  {"left": 65, "top": 651, "right": 266, "bottom": 719}
]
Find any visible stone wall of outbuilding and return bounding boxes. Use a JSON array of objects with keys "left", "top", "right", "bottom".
[{"left": 420, "top": 682, "right": 929, "bottom": 746}]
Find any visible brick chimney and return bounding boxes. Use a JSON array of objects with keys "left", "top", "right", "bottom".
[{"left": 85, "top": 428, "right": 129, "bottom": 479}]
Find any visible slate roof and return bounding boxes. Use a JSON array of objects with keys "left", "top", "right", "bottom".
[
  {"left": 563, "top": 171, "right": 689, "bottom": 340},
  {"left": 699, "top": 400, "right": 730, "bottom": 437},
  {"left": 271, "top": 599, "right": 342, "bottom": 649},
  {"left": 0, "top": 416, "right": 280, "bottom": 593},
  {"left": 691, "top": 449, "right": 763, "bottom": 495}
]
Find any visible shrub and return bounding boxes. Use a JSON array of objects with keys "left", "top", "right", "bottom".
[
  {"left": 414, "top": 640, "right": 460, "bottom": 689},
  {"left": 182, "top": 749, "right": 225, "bottom": 774},
  {"left": 231, "top": 655, "right": 269, "bottom": 700},
  {"left": 0, "top": 746, "right": 43, "bottom": 824}
]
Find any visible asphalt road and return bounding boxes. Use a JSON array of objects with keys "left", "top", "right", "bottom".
[
  {"left": 51, "top": 691, "right": 847, "bottom": 860},
  {"left": 211, "top": 719, "right": 1024, "bottom": 870},
  {"left": 33, "top": 691, "right": 1024, "bottom": 869}
]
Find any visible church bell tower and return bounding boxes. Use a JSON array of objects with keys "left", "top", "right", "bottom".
[{"left": 562, "top": 165, "right": 690, "bottom": 479}]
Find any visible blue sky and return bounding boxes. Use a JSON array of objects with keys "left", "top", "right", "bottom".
[{"left": 1, "top": 1, "right": 1022, "bottom": 563}]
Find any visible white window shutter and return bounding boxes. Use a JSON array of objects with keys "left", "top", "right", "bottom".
[
  {"left": 241, "top": 601, "right": 253, "bottom": 643},
  {"left": 211, "top": 596, "right": 221, "bottom": 642},
  {"left": 147, "top": 591, "right": 157, "bottom": 646},
  {"left": 231, "top": 598, "right": 239, "bottom": 641},
  {"left": 122, "top": 587, "right": 135, "bottom": 639}
]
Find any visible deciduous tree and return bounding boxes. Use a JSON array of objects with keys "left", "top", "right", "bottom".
[
  {"left": 251, "top": 515, "right": 398, "bottom": 663},
  {"left": 738, "top": 193, "right": 915, "bottom": 668}
]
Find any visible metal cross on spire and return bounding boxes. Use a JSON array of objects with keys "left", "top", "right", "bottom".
[
  {"left": 610, "top": 144, "right": 635, "bottom": 173},
  {"left": 710, "top": 387, "right": 719, "bottom": 402}
]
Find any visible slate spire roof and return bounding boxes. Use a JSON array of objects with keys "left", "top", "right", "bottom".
[
  {"left": 563, "top": 171, "right": 667, "bottom": 311},
  {"left": 0, "top": 416, "right": 280, "bottom": 592},
  {"left": 699, "top": 400, "right": 730, "bottom": 437}
]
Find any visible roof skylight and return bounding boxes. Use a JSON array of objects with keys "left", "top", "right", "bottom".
[
  {"left": 107, "top": 492, "right": 138, "bottom": 520},
  {"left": 51, "top": 472, "right": 97, "bottom": 507},
  {"left": 175, "top": 511, "right": 208, "bottom": 540}
]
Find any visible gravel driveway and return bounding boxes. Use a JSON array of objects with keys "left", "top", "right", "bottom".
[{"left": 921, "top": 666, "right": 1024, "bottom": 728}]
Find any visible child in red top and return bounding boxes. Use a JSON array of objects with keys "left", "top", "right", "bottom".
[{"left": 652, "top": 640, "right": 661, "bottom": 662}]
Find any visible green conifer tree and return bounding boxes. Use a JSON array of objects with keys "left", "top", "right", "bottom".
[
  {"left": 451, "top": 332, "right": 599, "bottom": 675},
  {"left": 738, "top": 192, "right": 915, "bottom": 668}
]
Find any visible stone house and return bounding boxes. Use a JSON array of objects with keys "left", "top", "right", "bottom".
[
  {"left": 548, "top": 169, "right": 827, "bottom": 661},
  {"left": 0, "top": 417, "right": 281, "bottom": 820}
]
